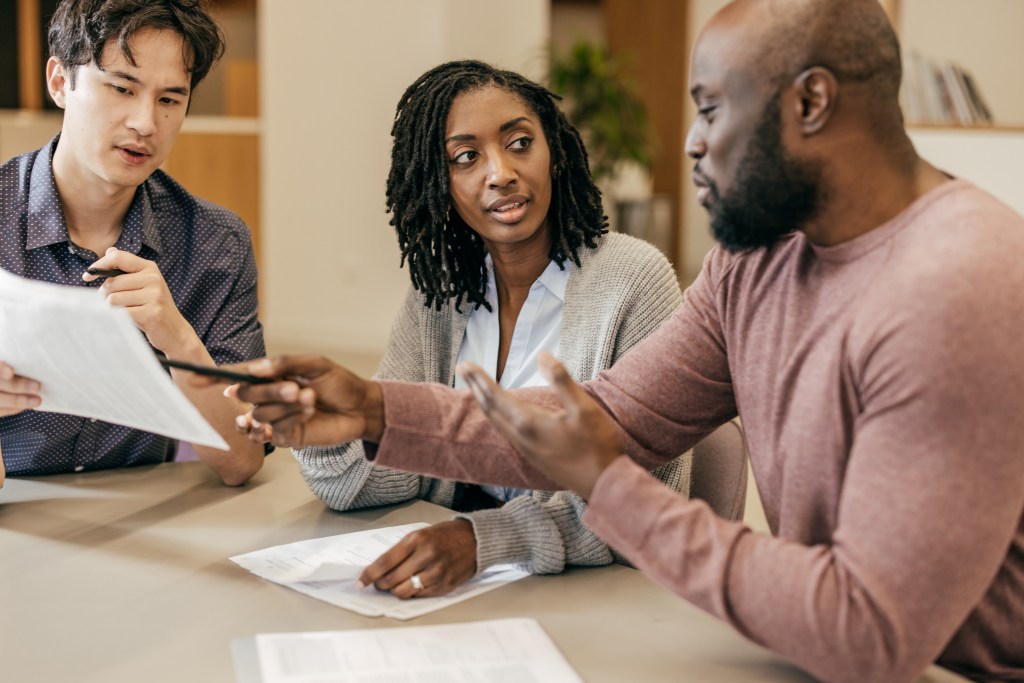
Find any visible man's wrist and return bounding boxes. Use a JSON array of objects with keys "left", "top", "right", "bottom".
[
  {"left": 158, "top": 323, "right": 204, "bottom": 362},
  {"left": 361, "top": 380, "right": 385, "bottom": 443}
]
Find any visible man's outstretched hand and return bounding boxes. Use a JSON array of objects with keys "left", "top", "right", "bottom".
[
  {"left": 458, "top": 352, "right": 622, "bottom": 500},
  {"left": 186, "top": 355, "right": 384, "bottom": 449}
]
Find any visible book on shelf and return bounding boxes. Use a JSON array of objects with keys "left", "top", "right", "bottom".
[{"left": 901, "top": 50, "right": 994, "bottom": 126}]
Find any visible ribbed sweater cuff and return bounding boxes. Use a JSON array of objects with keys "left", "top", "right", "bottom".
[{"left": 456, "top": 505, "right": 565, "bottom": 574}]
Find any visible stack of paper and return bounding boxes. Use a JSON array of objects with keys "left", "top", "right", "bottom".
[{"left": 236, "top": 618, "right": 583, "bottom": 683}]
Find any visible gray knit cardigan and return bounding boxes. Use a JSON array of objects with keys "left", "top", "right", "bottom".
[{"left": 293, "top": 232, "right": 691, "bottom": 574}]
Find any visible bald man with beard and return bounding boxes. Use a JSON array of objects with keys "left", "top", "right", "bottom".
[{"left": 199, "top": 1, "right": 1024, "bottom": 680}]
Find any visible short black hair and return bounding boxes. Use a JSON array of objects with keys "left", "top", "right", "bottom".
[
  {"left": 48, "top": 0, "right": 224, "bottom": 91},
  {"left": 386, "top": 59, "right": 607, "bottom": 312}
]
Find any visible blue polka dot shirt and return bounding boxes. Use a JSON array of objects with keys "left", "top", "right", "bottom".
[{"left": 0, "top": 136, "right": 266, "bottom": 476}]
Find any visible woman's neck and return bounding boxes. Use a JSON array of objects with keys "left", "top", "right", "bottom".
[{"left": 486, "top": 230, "right": 552, "bottom": 303}]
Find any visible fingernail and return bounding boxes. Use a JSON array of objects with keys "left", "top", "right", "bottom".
[
  {"left": 223, "top": 384, "right": 237, "bottom": 398},
  {"left": 235, "top": 415, "right": 248, "bottom": 429},
  {"left": 252, "top": 359, "right": 272, "bottom": 372},
  {"left": 280, "top": 384, "right": 298, "bottom": 401}
]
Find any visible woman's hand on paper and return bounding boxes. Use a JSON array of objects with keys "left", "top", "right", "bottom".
[{"left": 358, "top": 520, "right": 478, "bottom": 599}]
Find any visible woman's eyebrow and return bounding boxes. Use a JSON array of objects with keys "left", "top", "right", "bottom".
[
  {"left": 445, "top": 116, "right": 533, "bottom": 144},
  {"left": 499, "top": 116, "right": 530, "bottom": 132}
]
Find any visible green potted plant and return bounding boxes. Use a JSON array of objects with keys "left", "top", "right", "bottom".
[{"left": 548, "top": 39, "right": 653, "bottom": 183}]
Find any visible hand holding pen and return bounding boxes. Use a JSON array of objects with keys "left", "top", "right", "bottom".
[{"left": 82, "top": 248, "right": 195, "bottom": 356}]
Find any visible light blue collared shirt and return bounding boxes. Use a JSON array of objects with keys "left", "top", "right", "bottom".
[{"left": 454, "top": 254, "right": 573, "bottom": 502}]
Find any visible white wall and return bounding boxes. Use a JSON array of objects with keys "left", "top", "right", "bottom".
[
  {"left": 258, "top": 0, "right": 549, "bottom": 359},
  {"left": 911, "top": 129, "right": 1024, "bottom": 216}
]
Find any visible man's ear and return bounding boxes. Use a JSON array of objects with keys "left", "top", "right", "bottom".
[
  {"left": 46, "top": 57, "right": 70, "bottom": 109},
  {"left": 792, "top": 66, "right": 838, "bottom": 135}
]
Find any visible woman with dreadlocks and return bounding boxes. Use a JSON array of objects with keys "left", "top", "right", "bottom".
[{"left": 292, "top": 60, "right": 690, "bottom": 598}]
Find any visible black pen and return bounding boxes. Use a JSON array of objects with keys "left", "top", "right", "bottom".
[
  {"left": 86, "top": 267, "right": 128, "bottom": 277},
  {"left": 159, "top": 358, "right": 275, "bottom": 384}
]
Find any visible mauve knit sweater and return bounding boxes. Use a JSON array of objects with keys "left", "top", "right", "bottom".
[{"left": 369, "top": 180, "right": 1024, "bottom": 683}]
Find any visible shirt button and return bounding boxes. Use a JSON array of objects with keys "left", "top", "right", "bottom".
[
  {"left": 74, "top": 465, "right": 84, "bottom": 472},
  {"left": 67, "top": 245, "right": 75, "bottom": 254},
  {"left": 90, "top": 418, "right": 97, "bottom": 423}
]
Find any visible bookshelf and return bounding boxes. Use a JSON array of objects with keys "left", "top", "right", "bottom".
[
  {"left": 894, "top": 0, "right": 1024, "bottom": 131},
  {"left": 894, "top": 0, "right": 1024, "bottom": 219}
]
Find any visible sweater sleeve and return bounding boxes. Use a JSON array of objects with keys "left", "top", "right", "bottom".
[
  {"left": 457, "top": 454, "right": 691, "bottom": 573},
  {"left": 294, "top": 288, "right": 455, "bottom": 510}
]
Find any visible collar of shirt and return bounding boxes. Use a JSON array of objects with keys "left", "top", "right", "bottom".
[
  {"left": 25, "top": 135, "right": 163, "bottom": 256},
  {"left": 458, "top": 253, "right": 574, "bottom": 391}
]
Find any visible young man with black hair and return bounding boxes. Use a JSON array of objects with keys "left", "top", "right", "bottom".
[{"left": 0, "top": 0, "right": 266, "bottom": 485}]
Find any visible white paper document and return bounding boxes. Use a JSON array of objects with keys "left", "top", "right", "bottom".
[
  {"left": 230, "top": 523, "right": 531, "bottom": 620},
  {"left": 247, "top": 618, "right": 583, "bottom": 683},
  {"left": 0, "top": 267, "right": 227, "bottom": 449}
]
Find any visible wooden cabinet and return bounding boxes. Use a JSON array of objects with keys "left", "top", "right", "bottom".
[{"left": 163, "top": 119, "right": 262, "bottom": 263}]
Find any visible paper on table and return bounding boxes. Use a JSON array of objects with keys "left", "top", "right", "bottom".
[
  {"left": 247, "top": 618, "right": 583, "bottom": 683},
  {"left": 0, "top": 267, "right": 228, "bottom": 450},
  {"left": 230, "top": 523, "right": 531, "bottom": 620}
]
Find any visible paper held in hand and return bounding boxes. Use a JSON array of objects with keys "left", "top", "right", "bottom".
[{"left": 0, "top": 267, "right": 228, "bottom": 450}]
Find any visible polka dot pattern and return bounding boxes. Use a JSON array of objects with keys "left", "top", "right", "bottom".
[{"left": 0, "top": 136, "right": 266, "bottom": 476}]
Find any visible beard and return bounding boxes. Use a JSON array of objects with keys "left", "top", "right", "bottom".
[{"left": 705, "top": 95, "right": 824, "bottom": 253}]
